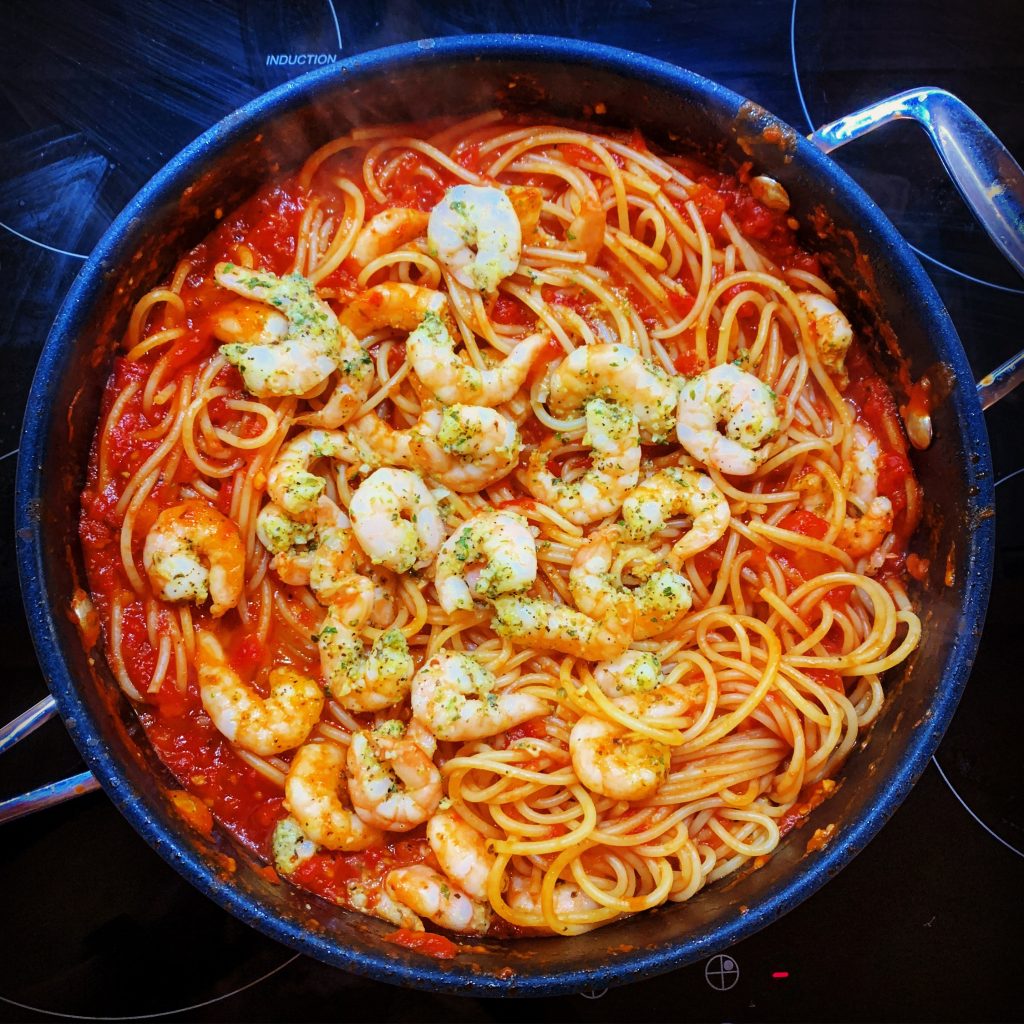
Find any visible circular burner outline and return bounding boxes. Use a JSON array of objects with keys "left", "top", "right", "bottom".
[
  {"left": 0, "top": 955, "right": 301, "bottom": 1021},
  {"left": 931, "top": 757, "right": 1024, "bottom": 860},
  {"left": 930, "top": 461, "right": 1024, "bottom": 861},
  {"left": 789, "top": 0, "right": 1024, "bottom": 297},
  {"left": 0, "top": 220, "right": 88, "bottom": 261}
]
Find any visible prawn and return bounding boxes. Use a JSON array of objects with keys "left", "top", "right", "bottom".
[
  {"left": 348, "top": 467, "right": 445, "bottom": 573},
  {"left": 385, "top": 864, "right": 491, "bottom": 935},
  {"left": 283, "top": 741, "right": 384, "bottom": 851},
  {"left": 346, "top": 720, "right": 442, "bottom": 832},
  {"left": 569, "top": 527, "right": 692, "bottom": 641},
  {"left": 213, "top": 263, "right": 367, "bottom": 399},
  {"left": 848, "top": 422, "right": 883, "bottom": 507},
  {"left": 195, "top": 632, "right": 323, "bottom": 756},
  {"left": 349, "top": 208, "right": 429, "bottom": 268},
  {"left": 410, "top": 650, "right": 549, "bottom": 742},
  {"left": 350, "top": 401, "right": 521, "bottom": 493},
  {"left": 427, "top": 810, "right": 495, "bottom": 903},
  {"left": 569, "top": 715, "right": 669, "bottom": 801},
  {"left": 622, "top": 467, "right": 731, "bottom": 568},
  {"left": 593, "top": 651, "right": 695, "bottom": 722},
  {"left": 675, "top": 363, "right": 780, "bottom": 475},
  {"left": 271, "top": 815, "right": 318, "bottom": 874},
  {"left": 308, "top": 496, "right": 363, "bottom": 605},
  {"left": 547, "top": 343, "right": 678, "bottom": 444},
  {"left": 291, "top": 338, "right": 376, "bottom": 430},
  {"left": 521, "top": 398, "right": 641, "bottom": 526},
  {"left": 319, "top": 583, "right": 413, "bottom": 712},
  {"left": 505, "top": 873, "right": 603, "bottom": 934},
  {"left": 434, "top": 510, "right": 537, "bottom": 614},
  {"left": 838, "top": 496, "right": 893, "bottom": 558},
  {"left": 631, "top": 569, "right": 694, "bottom": 639},
  {"left": 143, "top": 500, "right": 244, "bottom": 617},
  {"left": 417, "top": 403, "right": 521, "bottom": 491},
  {"left": 491, "top": 592, "right": 633, "bottom": 662},
  {"left": 506, "top": 185, "right": 543, "bottom": 243},
  {"left": 339, "top": 281, "right": 449, "bottom": 339},
  {"left": 406, "top": 308, "right": 550, "bottom": 406},
  {"left": 347, "top": 881, "right": 424, "bottom": 931},
  {"left": 266, "top": 428, "right": 361, "bottom": 523},
  {"left": 427, "top": 184, "right": 522, "bottom": 293},
  {"left": 255, "top": 502, "right": 316, "bottom": 586},
  {"left": 565, "top": 189, "right": 606, "bottom": 264},
  {"left": 796, "top": 291, "right": 854, "bottom": 386},
  {"left": 592, "top": 650, "right": 662, "bottom": 699}
]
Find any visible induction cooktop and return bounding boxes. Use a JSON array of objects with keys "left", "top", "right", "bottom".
[{"left": 1, "top": 1, "right": 1022, "bottom": 1020}]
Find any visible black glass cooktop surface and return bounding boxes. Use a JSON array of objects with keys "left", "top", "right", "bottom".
[{"left": 1, "top": 1, "right": 1022, "bottom": 1020}]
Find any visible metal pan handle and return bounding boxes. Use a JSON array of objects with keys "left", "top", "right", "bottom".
[
  {"left": 0, "top": 695, "right": 100, "bottom": 823},
  {"left": 808, "top": 87, "right": 1024, "bottom": 408}
]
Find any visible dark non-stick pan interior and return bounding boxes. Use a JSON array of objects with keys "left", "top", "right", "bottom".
[{"left": 16, "top": 36, "right": 994, "bottom": 994}]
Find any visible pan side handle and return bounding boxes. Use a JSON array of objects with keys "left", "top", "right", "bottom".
[
  {"left": 808, "top": 87, "right": 1024, "bottom": 408},
  {"left": 0, "top": 695, "right": 100, "bottom": 823}
]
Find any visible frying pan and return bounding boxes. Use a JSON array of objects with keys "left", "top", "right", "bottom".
[{"left": 5, "top": 36, "right": 1024, "bottom": 996}]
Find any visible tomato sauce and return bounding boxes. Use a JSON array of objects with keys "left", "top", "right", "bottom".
[{"left": 669, "top": 161, "right": 821, "bottom": 275}]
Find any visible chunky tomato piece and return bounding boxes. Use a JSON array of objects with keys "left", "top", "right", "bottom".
[
  {"left": 505, "top": 718, "right": 547, "bottom": 742},
  {"left": 496, "top": 496, "right": 538, "bottom": 512},
  {"left": 147, "top": 680, "right": 189, "bottom": 718},
  {"left": 230, "top": 634, "right": 264, "bottom": 674},
  {"left": 673, "top": 348, "right": 702, "bottom": 376},
  {"left": 559, "top": 143, "right": 595, "bottom": 166},
  {"left": 627, "top": 128, "right": 648, "bottom": 153},
  {"left": 684, "top": 182, "right": 727, "bottom": 234},
  {"left": 559, "top": 142, "right": 624, "bottom": 169},
  {"left": 386, "top": 341, "right": 407, "bottom": 377},
  {"left": 527, "top": 334, "right": 567, "bottom": 384},
  {"left": 386, "top": 929, "right": 460, "bottom": 960},
  {"left": 454, "top": 142, "right": 482, "bottom": 173},
  {"left": 805, "top": 668, "right": 844, "bottom": 693},
  {"left": 119, "top": 600, "right": 157, "bottom": 695},
  {"left": 720, "top": 282, "right": 761, "bottom": 320},
  {"left": 668, "top": 291, "right": 695, "bottom": 319},
  {"left": 777, "top": 510, "right": 829, "bottom": 540},
  {"left": 384, "top": 153, "right": 447, "bottom": 209},
  {"left": 215, "top": 476, "right": 235, "bottom": 514},
  {"left": 166, "top": 329, "right": 213, "bottom": 371},
  {"left": 786, "top": 250, "right": 822, "bottom": 275},
  {"left": 540, "top": 285, "right": 593, "bottom": 315},
  {"left": 773, "top": 511, "right": 848, "bottom": 602},
  {"left": 876, "top": 452, "right": 911, "bottom": 514},
  {"left": 491, "top": 294, "right": 533, "bottom": 327},
  {"left": 733, "top": 194, "right": 775, "bottom": 240},
  {"left": 846, "top": 362, "right": 903, "bottom": 449}
]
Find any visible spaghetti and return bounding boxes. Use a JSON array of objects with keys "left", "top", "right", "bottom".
[{"left": 78, "top": 112, "right": 922, "bottom": 942}]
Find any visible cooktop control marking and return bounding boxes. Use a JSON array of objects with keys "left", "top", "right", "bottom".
[{"left": 705, "top": 954, "right": 741, "bottom": 991}]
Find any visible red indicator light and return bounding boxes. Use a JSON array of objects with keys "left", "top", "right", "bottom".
[{"left": 771, "top": 971, "right": 789, "bottom": 979}]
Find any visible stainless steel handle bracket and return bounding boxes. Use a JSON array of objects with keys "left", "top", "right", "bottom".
[
  {"left": 0, "top": 694, "right": 58, "bottom": 755},
  {"left": 0, "top": 694, "right": 100, "bottom": 824},
  {"left": 808, "top": 87, "right": 1024, "bottom": 406},
  {"left": 0, "top": 771, "right": 101, "bottom": 825}
]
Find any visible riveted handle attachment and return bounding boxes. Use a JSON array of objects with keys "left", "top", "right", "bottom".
[{"left": 809, "top": 87, "right": 1024, "bottom": 407}]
